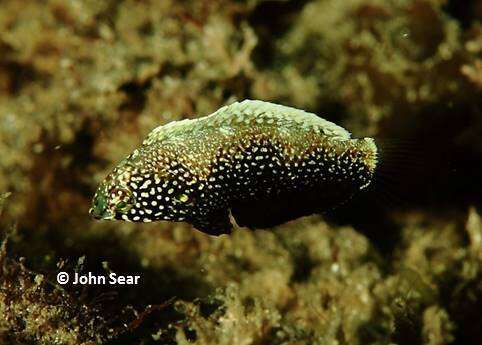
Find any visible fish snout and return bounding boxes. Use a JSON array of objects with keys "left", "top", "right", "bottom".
[
  {"left": 90, "top": 193, "right": 113, "bottom": 220},
  {"left": 89, "top": 206, "right": 103, "bottom": 219}
]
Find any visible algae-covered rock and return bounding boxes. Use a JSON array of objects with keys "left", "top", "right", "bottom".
[
  {"left": 252, "top": 0, "right": 474, "bottom": 134},
  {"left": 1, "top": 0, "right": 481, "bottom": 344},
  {"left": 0, "top": 236, "right": 112, "bottom": 344}
]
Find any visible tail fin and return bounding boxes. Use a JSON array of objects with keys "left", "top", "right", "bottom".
[
  {"left": 367, "top": 137, "right": 448, "bottom": 211},
  {"left": 326, "top": 136, "right": 449, "bottom": 254}
]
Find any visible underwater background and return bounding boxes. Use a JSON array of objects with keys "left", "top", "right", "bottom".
[{"left": 1, "top": 0, "right": 482, "bottom": 344}]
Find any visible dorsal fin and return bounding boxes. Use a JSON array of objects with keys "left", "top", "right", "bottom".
[{"left": 142, "top": 100, "right": 351, "bottom": 147}]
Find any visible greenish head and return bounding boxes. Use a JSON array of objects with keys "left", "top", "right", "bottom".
[
  {"left": 91, "top": 192, "right": 108, "bottom": 219},
  {"left": 90, "top": 180, "right": 135, "bottom": 220},
  {"left": 91, "top": 147, "right": 199, "bottom": 223}
]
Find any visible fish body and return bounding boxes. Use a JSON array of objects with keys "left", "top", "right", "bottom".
[{"left": 90, "top": 100, "right": 378, "bottom": 235}]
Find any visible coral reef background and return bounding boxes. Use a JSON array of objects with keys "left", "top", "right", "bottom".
[{"left": 1, "top": 0, "right": 481, "bottom": 344}]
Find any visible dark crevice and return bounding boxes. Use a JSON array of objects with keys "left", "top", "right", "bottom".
[
  {"left": 119, "top": 79, "right": 151, "bottom": 115},
  {"left": 289, "top": 243, "right": 316, "bottom": 283},
  {"left": 447, "top": 271, "right": 482, "bottom": 345},
  {"left": 443, "top": 0, "right": 481, "bottom": 30},
  {"left": 248, "top": 0, "right": 311, "bottom": 69},
  {"left": 0, "top": 60, "right": 49, "bottom": 95}
]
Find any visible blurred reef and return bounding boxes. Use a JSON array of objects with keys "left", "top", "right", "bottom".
[{"left": 1, "top": 0, "right": 482, "bottom": 344}]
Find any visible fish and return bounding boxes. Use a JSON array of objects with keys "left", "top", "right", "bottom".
[{"left": 90, "top": 100, "right": 378, "bottom": 235}]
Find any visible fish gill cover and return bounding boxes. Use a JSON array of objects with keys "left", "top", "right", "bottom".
[{"left": 0, "top": 0, "right": 482, "bottom": 344}]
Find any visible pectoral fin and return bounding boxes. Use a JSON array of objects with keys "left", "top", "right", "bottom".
[{"left": 191, "top": 209, "right": 233, "bottom": 236}]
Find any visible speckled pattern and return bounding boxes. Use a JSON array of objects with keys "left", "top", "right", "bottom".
[{"left": 91, "top": 100, "right": 378, "bottom": 235}]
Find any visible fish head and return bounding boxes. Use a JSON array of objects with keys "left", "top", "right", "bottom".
[
  {"left": 90, "top": 165, "right": 136, "bottom": 221},
  {"left": 90, "top": 149, "right": 197, "bottom": 223}
]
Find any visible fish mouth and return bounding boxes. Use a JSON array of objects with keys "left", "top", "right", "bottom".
[
  {"left": 90, "top": 191, "right": 116, "bottom": 220},
  {"left": 89, "top": 206, "right": 115, "bottom": 220}
]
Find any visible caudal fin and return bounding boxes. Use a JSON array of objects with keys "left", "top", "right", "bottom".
[{"left": 368, "top": 138, "right": 448, "bottom": 210}]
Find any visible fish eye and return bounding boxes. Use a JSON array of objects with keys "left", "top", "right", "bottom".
[
  {"left": 174, "top": 192, "right": 194, "bottom": 206},
  {"left": 110, "top": 187, "right": 134, "bottom": 213},
  {"left": 116, "top": 201, "right": 129, "bottom": 211}
]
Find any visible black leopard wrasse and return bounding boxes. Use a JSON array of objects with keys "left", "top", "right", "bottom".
[{"left": 90, "top": 100, "right": 378, "bottom": 235}]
